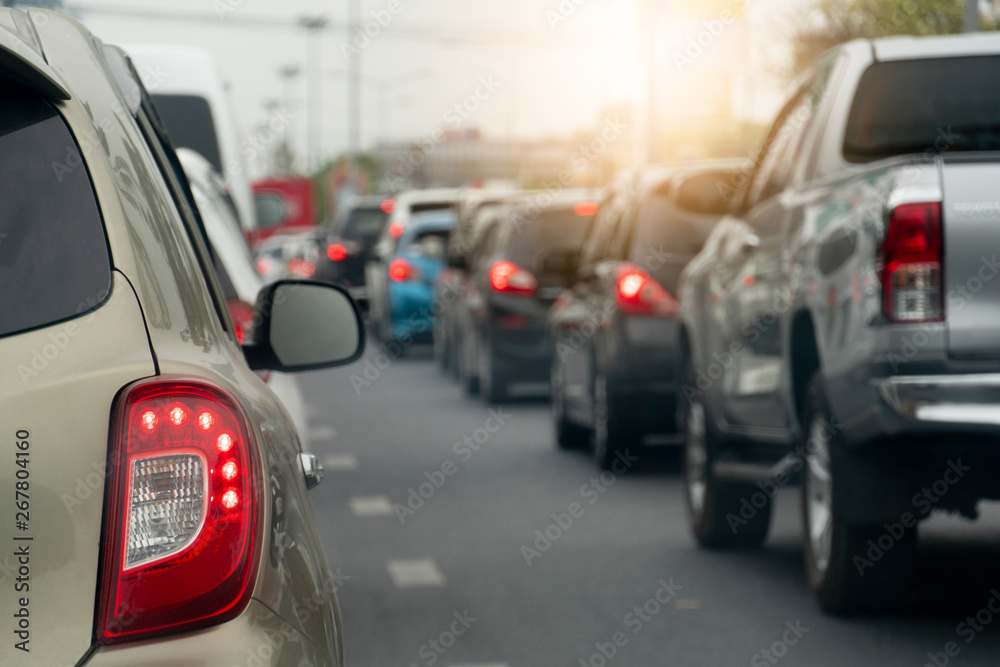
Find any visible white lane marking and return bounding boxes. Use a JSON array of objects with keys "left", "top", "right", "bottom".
[
  {"left": 310, "top": 426, "right": 338, "bottom": 442},
  {"left": 387, "top": 559, "right": 446, "bottom": 588},
  {"left": 324, "top": 454, "right": 359, "bottom": 471},
  {"left": 348, "top": 496, "right": 394, "bottom": 517},
  {"left": 672, "top": 599, "right": 704, "bottom": 610}
]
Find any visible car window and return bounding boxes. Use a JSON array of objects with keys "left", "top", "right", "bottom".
[
  {"left": 256, "top": 194, "right": 289, "bottom": 229},
  {"left": 0, "top": 84, "right": 112, "bottom": 339},
  {"left": 580, "top": 193, "right": 622, "bottom": 268},
  {"left": 150, "top": 93, "right": 223, "bottom": 173},
  {"left": 845, "top": 55, "right": 1000, "bottom": 162},
  {"left": 630, "top": 191, "right": 717, "bottom": 259},
  {"left": 342, "top": 207, "right": 388, "bottom": 239},
  {"left": 505, "top": 208, "right": 592, "bottom": 271}
]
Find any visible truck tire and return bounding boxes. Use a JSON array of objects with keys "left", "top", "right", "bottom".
[
  {"left": 800, "top": 373, "right": 917, "bottom": 614},
  {"left": 683, "top": 359, "right": 771, "bottom": 549}
]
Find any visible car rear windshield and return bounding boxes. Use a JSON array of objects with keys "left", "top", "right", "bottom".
[
  {"left": 343, "top": 207, "right": 388, "bottom": 239},
  {"left": 0, "top": 85, "right": 112, "bottom": 339},
  {"left": 151, "top": 93, "right": 224, "bottom": 173},
  {"left": 844, "top": 56, "right": 1000, "bottom": 163},
  {"left": 632, "top": 192, "right": 717, "bottom": 257},
  {"left": 506, "top": 208, "right": 591, "bottom": 268}
]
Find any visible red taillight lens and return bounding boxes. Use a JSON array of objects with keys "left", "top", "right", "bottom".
[
  {"left": 381, "top": 199, "right": 396, "bottom": 214},
  {"left": 327, "top": 244, "right": 347, "bottom": 261},
  {"left": 255, "top": 257, "right": 272, "bottom": 276},
  {"left": 615, "top": 266, "right": 679, "bottom": 316},
  {"left": 879, "top": 202, "right": 943, "bottom": 323},
  {"left": 389, "top": 221, "right": 404, "bottom": 239},
  {"left": 390, "top": 258, "right": 420, "bottom": 282},
  {"left": 97, "top": 379, "right": 260, "bottom": 644},
  {"left": 574, "top": 202, "right": 599, "bottom": 217},
  {"left": 226, "top": 299, "right": 255, "bottom": 345},
  {"left": 299, "top": 261, "right": 316, "bottom": 278},
  {"left": 490, "top": 261, "right": 537, "bottom": 296}
]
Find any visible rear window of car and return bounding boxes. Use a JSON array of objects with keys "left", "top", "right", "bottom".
[
  {"left": 505, "top": 208, "right": 591, "bottom": 268},
  {"left": 632, "top": 192, "right": 717, "bottom": 257},
  {"left": 150, "top": 93, "right": 223, "bottom": 173},
  {"left": 844, "top": 56, "right": 1000, "bottom": 163},
  {"left": 0, "top": 86, "right": 112, "bottom": 339},
  {"left": 343, "top": 207, "right": 388, "bottom": 239}
]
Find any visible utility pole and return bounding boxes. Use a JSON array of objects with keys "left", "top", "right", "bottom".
[
  {"left": 348, "top": 0, "right": 361, "bottom": 158},
  {"left": 299, "top": 16, "right": 329, "bottom": 172},
  {"left": 965, "top": 0, "right": 980, "bottom": 32}
]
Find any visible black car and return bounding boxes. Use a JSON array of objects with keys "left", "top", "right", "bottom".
[
  {"left": 314, "top": 196, "right": 393, "bottom": 307},
  {"left": 549, "top": 163, "right": 739, "bottom": 469},
  {"left": 456, "top": 192, "right": 597, "bottom": 402},
  {"left": 435, "top": 190, "right": 518, "bottom": 377}
]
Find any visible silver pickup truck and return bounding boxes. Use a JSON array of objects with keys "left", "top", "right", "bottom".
[{"left": 678, "top": 33, "right": 1000, "bottom": 614}]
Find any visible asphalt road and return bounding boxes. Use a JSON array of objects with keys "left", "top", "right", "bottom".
[{"left": 298, "top": 340, "right": 1000, "bottom": 667}]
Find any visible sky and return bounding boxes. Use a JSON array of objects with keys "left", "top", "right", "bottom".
[{"left": 70, "top": 0, "right": 802, "bottom": 170}]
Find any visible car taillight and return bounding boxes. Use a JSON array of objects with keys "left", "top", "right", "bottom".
[
  {"left": 97, "top": 379, "right": 260, "bottom": 643},
  {"left": 574, "top": 202, "right": 599, "bottom": 217},
  {"left": 299, "top": 261, "right": 315, "bottom": 278},
  {"left": 327, "top": 244, "right": 347, "bottom": 261},
  {"left": 615, "top": 266, "right": 679, "bottom": 316},
  {"left": 226, "top": 299, "right": 255, "bottom": 345},
  {"left": 381, "top": 199, "right": 396, "bottom": 214},
  {"left": 256, "top": 257, "right": 272, "bottom": 276},
  {"left": 879, "top": 202, "right": 943, "bottom": 323},
  {"left": 390, "top": 258, "right": 420, "bottom": 282},
  {"left": 490, "top": 261, "right": 537, "bottom": 296},
  {"left": 389, "top": 221, "right": 404, "bottom": 239}
]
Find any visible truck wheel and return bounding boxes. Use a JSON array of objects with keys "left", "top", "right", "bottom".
[
  {"left": 552, "top": 358, "right": 589, "bottom": 450},
  {"left": 593, "top": 374, "right": 639, "bottom": 471},
  {"left": 800, "top": 374, "right": 916, "bottom": 614},
  {"left": 683, "top": 360, "right": 771, "bottom": 549}
]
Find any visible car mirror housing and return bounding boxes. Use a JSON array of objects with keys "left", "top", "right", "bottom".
[{"left": 243, "top": 280, "right": 364, "bottom": 373}]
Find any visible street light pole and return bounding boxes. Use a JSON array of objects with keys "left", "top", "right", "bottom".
[
  {"left": 965, "top": 0, "right": 980, "bottom": 32},
  {"left": 348, "top": 0, "right": 361, "bottom": 158},
  {"left": 299, "top": 16, "right": 329, "bottom": 172}
]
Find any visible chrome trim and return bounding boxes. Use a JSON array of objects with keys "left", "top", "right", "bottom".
[
  {"left": 299, "top": 452, "right": 325, "bottom": 489},
  {"left": 875, "top": 374, "right": 1000, "bottom": 424}
]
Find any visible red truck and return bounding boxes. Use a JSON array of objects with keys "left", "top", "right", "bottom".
[{"left": 250, "top": 176, "right": 318, "bottom": 247}]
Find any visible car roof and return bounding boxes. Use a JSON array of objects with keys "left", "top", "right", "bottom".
[
  {"left": 0, "top": 9, "right": 70, "bottom": 100},
  {"left": 871, "top": 32, "right": 1000, "bottom": 62}
]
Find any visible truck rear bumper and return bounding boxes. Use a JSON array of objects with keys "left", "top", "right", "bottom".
[{"left": 873, "top": 373, "right": 1000, "bottom": 429}]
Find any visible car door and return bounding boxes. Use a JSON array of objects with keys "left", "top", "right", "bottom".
[
  {"left": 723, "top": 70, "right": 829, "bottom": 432},
  {"left": 555, "top": 189, "right": 627, "bottom": 422}
]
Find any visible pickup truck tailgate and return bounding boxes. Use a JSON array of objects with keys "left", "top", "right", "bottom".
[{"left": 943, "top": 162, "right": 1000, "bottom": 357}]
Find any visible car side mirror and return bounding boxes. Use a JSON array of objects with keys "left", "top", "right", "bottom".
[{"left": 243, "top": 280, "right": 364, "bottom": 372}]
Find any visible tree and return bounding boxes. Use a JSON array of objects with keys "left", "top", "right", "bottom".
[{"left": 779, "top": 0, "right": 997, "bottom": 80}]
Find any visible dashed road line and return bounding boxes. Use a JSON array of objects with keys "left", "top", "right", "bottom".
[
  {"left": 349, "top": 496, "right": 395, "bottom": 517},
  {"left": 387, "top": 559, "right": 446, "bottom": 588}
]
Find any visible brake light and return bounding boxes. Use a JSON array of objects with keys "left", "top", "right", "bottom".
[
  {"left": 389, "top": 221, "right": 404, "bottom": 239},
  {"left": 574, "top": 202, "right": 599, "bottom": 217},
  {"left": 327, "top": 244, "right": 347, "bottom": 261},
  {"left": 381, "top": 199, "right": 396, "bottom": 214},
  {"left": 299, "top": 261, "right": 315, "bottom": 278},
  {"left": 879, "top": 202, "right": 943, "bottom": 323},
  {"left": 97, "top": 379, "right": 260, "bottom": 643},
  {"left": 226, "top": 299, "right": 255, "bottom": 345},
  {"left": 390, "top": 258, "right": 420, "bottom": 282},
  {"left": 614, "top": 266, "right": 679, "bottom": 316},
  {"left": 255, "top": 257, "right": 272, "bottom": 276},
  {"left": 490, "top": 261, "right": 537, "bottom": 296}
]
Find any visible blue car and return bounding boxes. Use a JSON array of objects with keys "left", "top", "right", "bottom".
[{"left": 368, "top": 210, "right": 456, "bottom": 344}]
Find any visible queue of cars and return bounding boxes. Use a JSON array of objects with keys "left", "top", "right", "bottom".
[{"left": 0, "top": 9, "right": 356, "bottom": 665}]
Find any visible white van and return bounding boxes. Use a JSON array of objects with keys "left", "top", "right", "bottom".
[{"left": 125, "top": 44, "right": 257, "bottom": 233}]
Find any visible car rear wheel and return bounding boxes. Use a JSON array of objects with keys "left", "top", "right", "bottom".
[
  {"left": 683, "top": 360, "right": 771, "bottom": 549},
  {"left": 552, "top": 357, "right": 590, "bottom": 450},
  {"left": 457, "top": 336, "right": 479, "bottom": 396},
  {"left": 800, "top": 373, "right": 916, "bottom": 614},
  {"left": 434, "top": 314, "right": 450, "bottom": 374},
  {"left": 593, "top": 374, "right": 639, "bottom": 471}
]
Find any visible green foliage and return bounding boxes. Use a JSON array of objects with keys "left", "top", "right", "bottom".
[{"left": 784, "top": 0, "right": 997, "bottom": 78}]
